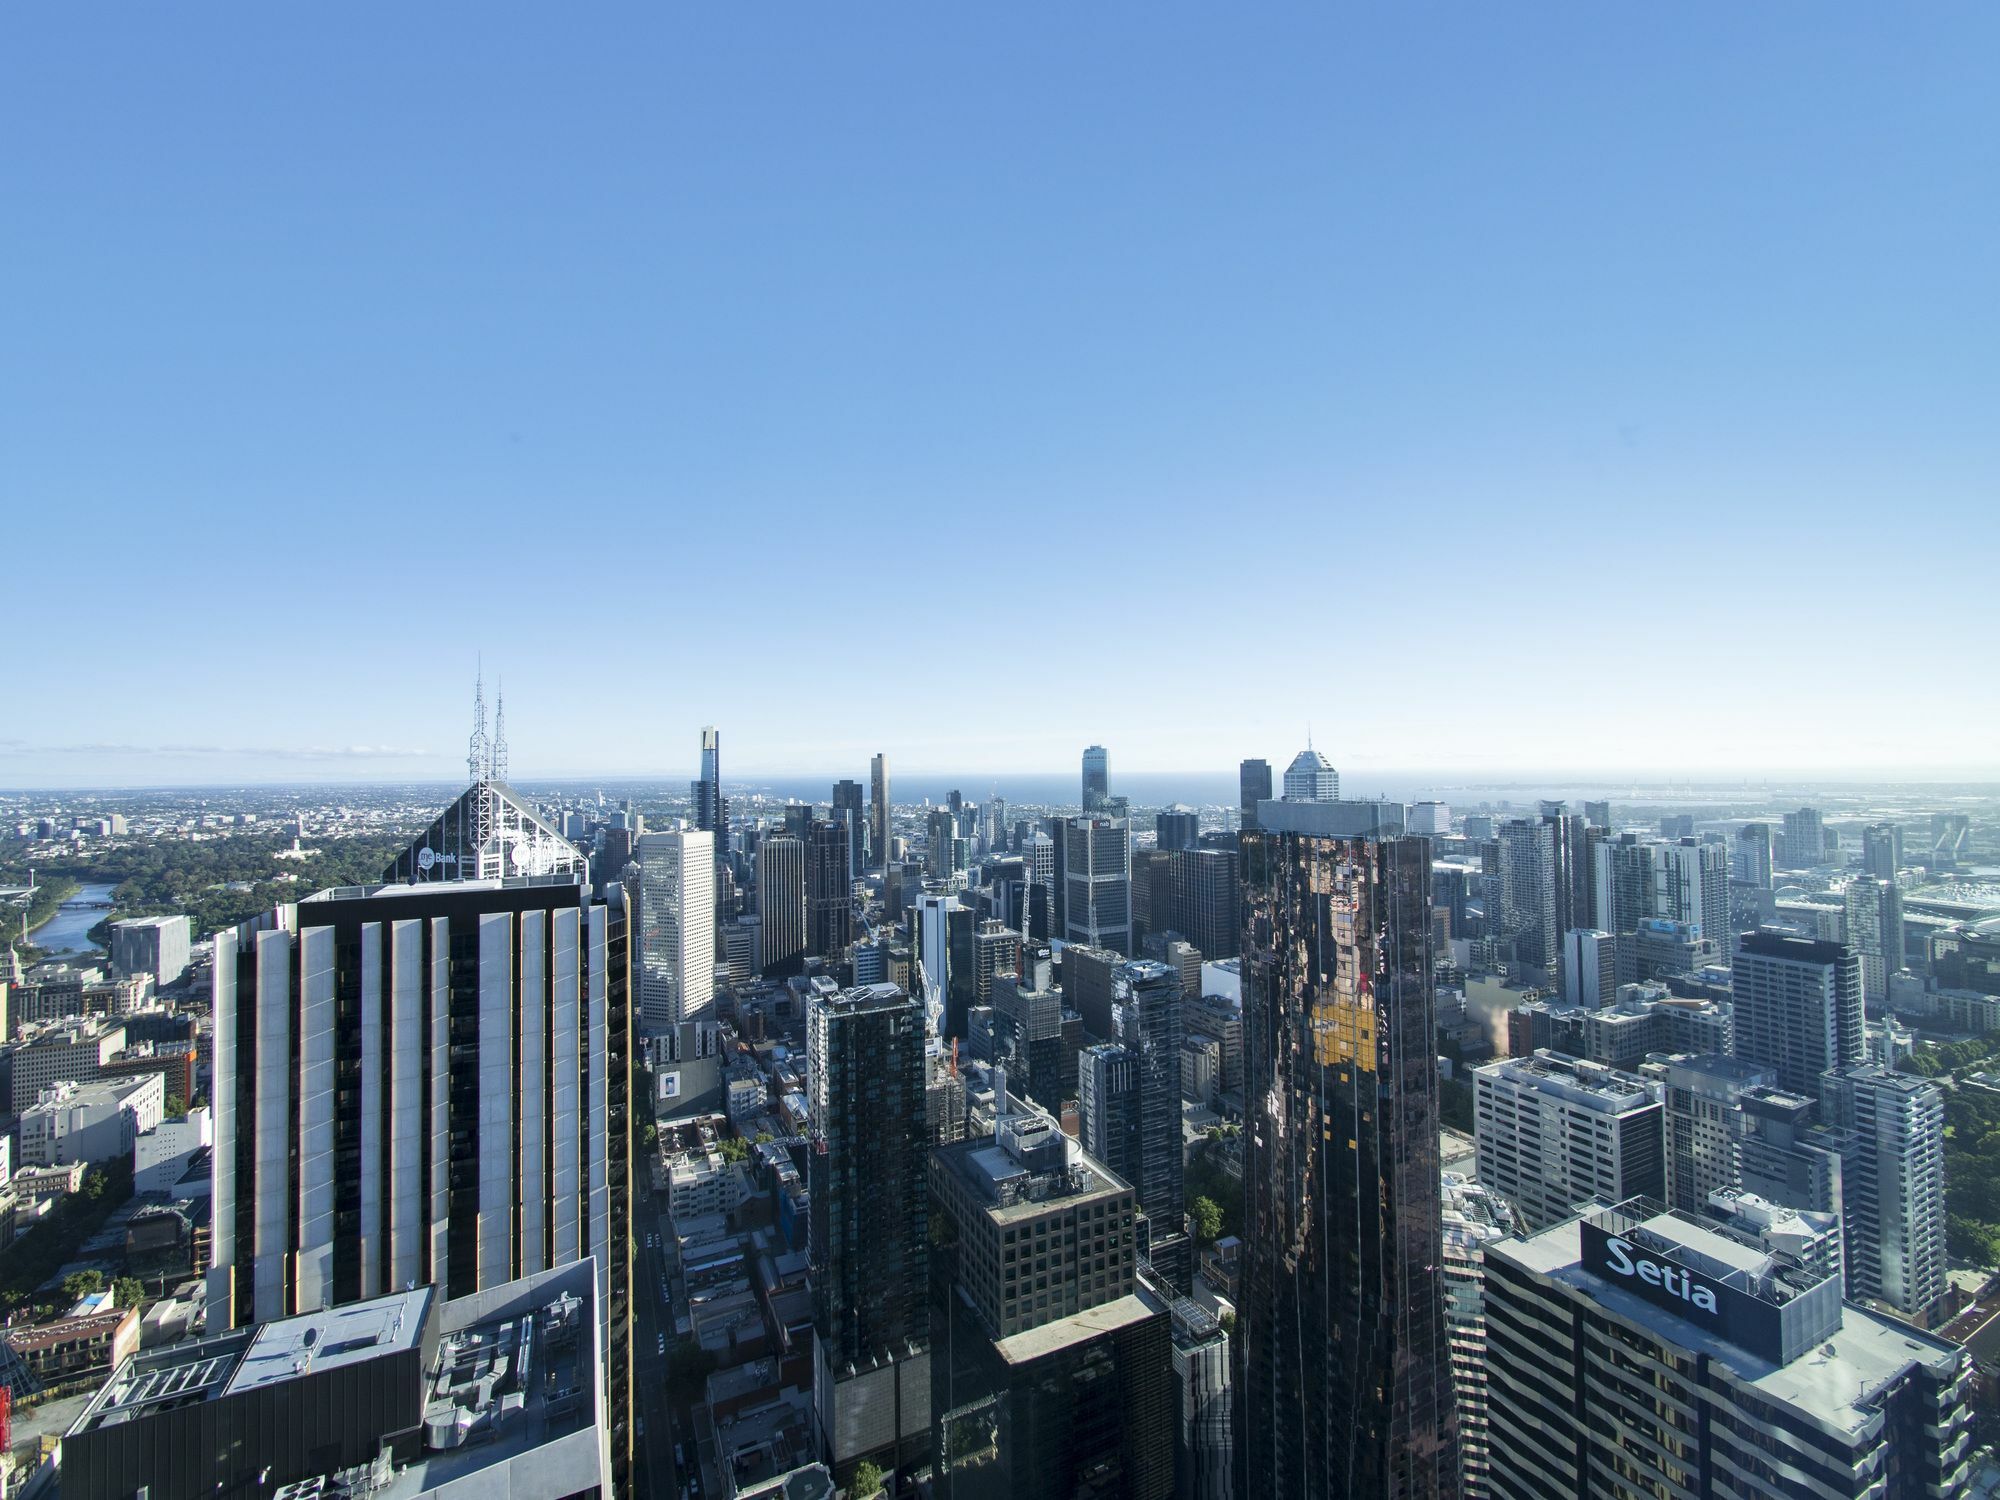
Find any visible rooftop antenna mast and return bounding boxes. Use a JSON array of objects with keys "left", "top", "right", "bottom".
[
  {"left": 492, "top": 679, "right": 509, "bottom": 784},
  {"left": 468, "top": 659, "right": 490, "bottom": 786},
  {"left": 467, "top": 660, "right": 496, "bottom": 860}
]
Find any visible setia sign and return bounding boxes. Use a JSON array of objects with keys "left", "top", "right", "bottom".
[{"left": 1579, "top": 1219, "right": 1784, "bottom": 1362}]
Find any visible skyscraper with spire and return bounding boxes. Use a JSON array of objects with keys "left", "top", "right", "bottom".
[
  {"left": 691, "top": 726, "right": 729, "bottom": 863},
  {"left": 387, "top": 673, "right": 584, "bottom": 885},
  {"left": 220, "top": 675, "right": 638, "bottom": 1494},
  {"left": 1281, "top": 740, "right": 1339, "bottom": 802}
]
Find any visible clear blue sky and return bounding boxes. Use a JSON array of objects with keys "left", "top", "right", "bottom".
[{"left": 5, "top": 4, "right": 1996, "bottom": 787}]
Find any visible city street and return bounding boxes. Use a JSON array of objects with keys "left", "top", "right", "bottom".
[{"left": 634, "top": 1167, "right": 713, "bottom": 1499}]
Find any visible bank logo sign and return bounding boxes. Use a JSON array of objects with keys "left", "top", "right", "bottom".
[
  {"left": 1602, "top": 1233, "right": 1719, "bottom": 1312},
  {"left": 1579, "top": 1219, "right": 1783, "bottom": 1361}
]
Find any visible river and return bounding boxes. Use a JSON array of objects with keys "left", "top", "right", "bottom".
[{"left": 29, "top": 882, "right": 121, "bottom": 955}]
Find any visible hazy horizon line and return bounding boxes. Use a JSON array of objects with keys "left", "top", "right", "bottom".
[{"left": 7, "top": 768, "right": 2000, "bottom": 796}]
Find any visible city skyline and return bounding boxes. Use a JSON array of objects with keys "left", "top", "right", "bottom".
[
  {"left": 5, "top": 5, "right": 1998, "bottom": 1497},
  {"left": 7, "top": 5, "right": 1998, "bottom": 786}
]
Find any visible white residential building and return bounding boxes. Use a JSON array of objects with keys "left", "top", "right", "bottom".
[
  {"left": 2, "top": 1019, "right": 127, "bottom": 1114},
  {"left": 635, "top": 827, "right": 715, "bottom": 1032},
  {"left": 666, "top": 1148, "right": 752, "bottom": 1221},
  {"left": 1474, "top": 1050, "right": 1664, "bottom": 1231},
  {"left": 20, "top": 1073, "right": 165, "bottom": 1167},
  {"left": 1409, "top": 801, "right": 1452, "bottom": 836},
  {"left": 1822, "top": 1063, "right": 1947, "bottom": 1318},
  {"left": 134, "top": 1104, "right": 214, "bottom": 1195},
  {"left": 109, "top": 915, "right": 193, "bottom": 989}
]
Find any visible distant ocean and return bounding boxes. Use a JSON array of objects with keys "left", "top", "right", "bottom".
[{"left": 530, "top": 769, "right": 1585, "bottom": 810}]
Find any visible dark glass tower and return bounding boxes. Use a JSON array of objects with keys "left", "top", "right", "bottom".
[
  {"left": 808, "top": 983, "right": 932, "bottom": 1485},
  {"left": 692, "top": 725, "right": 729, "bottom": 862},
  {"left": 757, "top": 833, "right": 806, "bottom": 977},
  {"left": 1112, "top": 959, "right": 1189, "bottom": 1291},
  {"left": 1156, "top": 807, "right": 1200, "bottom": 852},
  {"left": 1238, "top": 758, "right": 1272, "bottom": 832},
  {"left": 870, "top": 752, "right": 892, "bottom": 869},
  {"left": 1238, "top": 804, "right": 1458, "bottom": 1500},
  {"left": 1082, "top": 744, "right": 1110, "bottom": 812},
  {"left": 833, "top": 777, "right": 866, "bottom": 880},
  {"left": 806, "top": 816, "right": 855, "bottom": 958}
]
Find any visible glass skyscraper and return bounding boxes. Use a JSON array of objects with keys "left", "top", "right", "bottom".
[
  {"left": 808, "top": 983, "right": 932, "bottom": 1484},
  {"left": 1082, "top": 743, "right": 1110, "bottom": 812},
  {"left": 1238, "top": 802, "right": 1457, "bottom": 1499}
]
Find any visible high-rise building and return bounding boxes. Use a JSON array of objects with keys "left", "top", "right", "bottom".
[
  {"left": 1559, "top": 928, "right": 1617, "bottom": 1008},
  {"left": 1062, "top": 942, "right": 1121, "bottom": 1042},
  {"left": 1472, "top": 1051, "right": 1664, "bottom": 1231},
  {"left": 1506, "top": 982, "right": 1732, "bottom": 1071},
  {"left": 1409, "top": 800, "right": 1452, "bottom": 836},
  {"left": 926, "top": 807, "right": 956, "bottom": 881},
  {"left": 634, "top": 827, "right": 715, "bottom": 1032},
  {"left": 929, "top": 1104, "right": 1173, "bottom": 1499},
  {"left": 108, "top": 914, "right": 192, "bottom": 989},
  {"left": 1539, "top": 801, "right": 1589, "bottom": 943},
  {"left": 870, "top": 752, "right": 892, "bottom": 871},
  {"left": 1733, "top": 821, "right": 1775, "bottom": 888},
  {"left": 1279, "top": 747, "right": 1338, "bottom": 802},
  {"left": 927, "top": 1053, "right": 968, "bottom": 1146},
  {"left": 1591, "top": 834, "right": 1660, "bottom": 937},
  {"left": 971, "top": 919, "right": 1023, "bottom": 1010},
  {"left": 833, "top": 778, "right": 866, "bottom": 880},
  {"left": 1171, "top": 846, "right": 1241, "bottom": 961},
  {"left": 1660, "top": 837, "right": 1732, "bottom": 955},
  {"left": 1021, "top": 831, "right": 1057, "bottom": 943},
  {"left": 1862, "top": 822, "right": 1903, "bottom": 881},
  {"left": 1063, "top": 816, "right": 1133, "bottom": 955},
  {"left": 808, "top": 984, "right": 931, "bottom": 1484},
  {"left": 1844, "top": 875, "right": 1905, "bottom": 1004},
  {"left": 207, "top": 869, "right": 635, "bottom": 1493},
  {"left": 1484, "top": 1200, "right": 1972, "bottom": 1500},
  {"left": 1100, "top": 960, "right": 1188, "bottom": 1290},
  {"left": 1082, "top": 744, "right": 1110, "bottom": 813},
  {"left": 992, "top": 967, "right": 1067, "bottom": 1111},
  {"left": 1780, "top": 805, "right": 1825, "bottom": 869},
  {"left": 692, "top": 726, "right": 730, "bottom": 864},
  {"left": 1661, "top": 1054, "right": 1841, "bottom": 1219},
  {"left": 1731, "top": 931, "right": 1864, "bottom": 1098},
  {"left": 806, "top": 817, "right": 855, "bottom": 959},
  {"left": 1182, "top": 992, "right": 1243, "bottom": 1096},
  {"left": 1237, "top": 803, "right": 1456, "bottom": 1498},
  {"left": 1619, "top": 915, "right": 1718, "bottom": 985},
  {"left": 1161, "top": 937, "right": 1203, "bottom": 1013},
  {"left": 916, "top": 892, "right": 967, "bottom": 1036},
  {"left": 758, "top": 833, "right": 807, "bottom": 977},
  {"left": 1156, "top": 806, "right": 1200, "bottom": 852},
  {"left": 1441, "top": 1172, "right": 1517, "bottom": 1500},
  {"left": 1131, "top": 848, "right": 1177, "bottom": 953},
  {"left": 1581, "top": 799, "right": 1613, "bottom": 829},
  {"left": 1497, "top": 817, "right": 1559, "bottom": 975},
  {"left": 1822, "top": 1064, "right": 1947, "bottom": 1317},
  {"left": 1169, "top": 1297, "right": 1233, "bottom": 1500},
  {"left": 1237, "top": 758, "right": 1272, "bottom": 832},
  {"left": 1077, "top": 1040, "right": 1140, "bottom": 1180}
]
